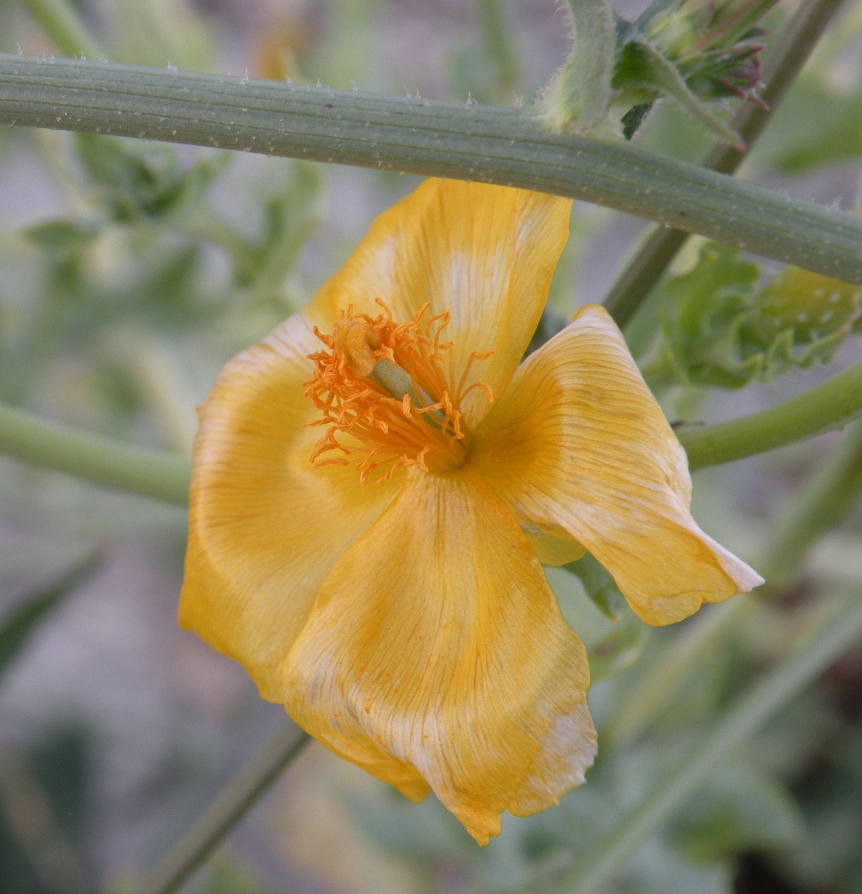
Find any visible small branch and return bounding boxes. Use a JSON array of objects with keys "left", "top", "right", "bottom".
[
  {"left": 604, "top": 0, "right": 850, "bottom": 327},
  {"left": 0, "top": 402, "right": 190, "bottom": 506},
  {"left": 0, "top": 54, "right": 861, "bottom": 284},
  {"left": 21, "top": 0, "right": 105, "bottom": 60},
  {"left": 5, "top": 356, "right": 862, "bottom": 502},
  {"left": 135, "top": 727, "right": 311, "bottom": 894},
  {"left": 679, "top": 358, "right": 862, "bottom": 470}
]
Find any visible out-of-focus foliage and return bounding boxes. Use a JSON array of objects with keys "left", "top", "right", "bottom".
[
  {"left": 0, "top": 554, "right": 99, "bottom": 676},
  {"left": 0, "top": 724, "right": 93, "bottom": 894},
  {"left": 641, "top": 242, "right": 862, "bottom": 389},
  {"left": 1, "top": 130, "right": 322, "bottom": 447},
  {"left": 754, "top": 4, "right": 862, "bottom": 172}
]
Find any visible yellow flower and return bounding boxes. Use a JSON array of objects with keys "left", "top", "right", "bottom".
[{"left": 179, "top": 178, "right": 763, "bottom": 844}]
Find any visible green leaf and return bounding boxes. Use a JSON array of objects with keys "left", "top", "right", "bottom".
[
  {"left": 234, "top": 162, "right": 322, "bottom": 305},
  {"left": 0, "top": 554, "right": 100, "bottom": 677},
  {"left": 73, "top": 133, "right": 225, "bottom": 223},
  {"left": 656, "top": 242, "right": 761, "bottom": 388},
  {"left": 652, "top": 243, "right": 862, "bottom": 390},
  {"left": 23, "top": 219, "right": 100, "bottom": 253},
  {"left": 748, "top": 265, "right": 862, "bottom": 353}
]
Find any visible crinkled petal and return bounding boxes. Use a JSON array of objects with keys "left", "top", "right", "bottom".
[
  {"left": 179, "top": 314, "right": 403, "bottom": 701},
  {"left": 306, "top": 178, "right": 572, "bottom": 427},
  {"left": 471, "top": 305, "right": 763, "bottom": 626},
  {"left": 281, "top": 468, "right": 596, "bottom": 844}
]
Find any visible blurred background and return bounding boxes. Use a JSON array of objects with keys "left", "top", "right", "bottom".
[{"left": 2, "top": 0, "right": 862, "bottom": 892}]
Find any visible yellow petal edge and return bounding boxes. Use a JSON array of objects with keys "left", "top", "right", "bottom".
[{"left": 473, "top": 304, "right": 764, "bottom": 626}]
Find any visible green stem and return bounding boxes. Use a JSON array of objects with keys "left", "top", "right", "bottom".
[
  {"left": 550, "top": 589, "right": 862, "bottom": 894},
  {"left": 758, "top": 419, "right": 862, "bottom": 588},
  {"left": 477, "top": 0, "right": 520, "bottom": 93},
  {"left": 135, "top": 728, "right": 311, "bottom": 894},
  {"left": 0, "top": 402, "right": 190, "bottom": 506},
  {"left": 20, "top": 0, "right": 105, "bottom": 61},
  {"left": 604, "top": 0, "right": 847, "bottom": 327},
  {"left": 680, "top": 358, "right": 862, "bottom": 470},
  {"left": 1, "top": 55, "right": 861, "bottom": 284},
  {"left": 4, "top": 354, "right": 862, "bottom": 503}
]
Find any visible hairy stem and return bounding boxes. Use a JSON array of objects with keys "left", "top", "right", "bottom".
[{"left": 0, "top": 54, "right": 861, "bottom": 283}]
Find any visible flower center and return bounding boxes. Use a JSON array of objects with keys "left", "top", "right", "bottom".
[{"left": 304, "top": 301, "right": 491, "bottom": 483}]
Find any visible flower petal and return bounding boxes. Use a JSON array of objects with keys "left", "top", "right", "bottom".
[
  {"left": 306, "top": 178, "right": 572, "bottom": 427},
  {"left": 525, "top": 524, "right": 587, "bottom": 566},
  {"left": 179, "top": 314, "right": 403, "bottom": 701},
  {"left": 281, "top": 468, "right": 596, "bottom": 844},
  {"left": 471, "top": 305, "right": 763, "bottom": 626}
]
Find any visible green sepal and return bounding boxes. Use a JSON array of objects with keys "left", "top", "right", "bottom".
[
  {"left": 538, "top": 0, "right": 617, "bottom": 132},
  {"left": 614, "top": 39, "right": 744, "bottom": 148},
  {"left": 564, "top": 552, "right": 628, "bottom": 620}
]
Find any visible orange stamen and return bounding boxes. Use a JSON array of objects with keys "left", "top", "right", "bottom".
[{"left": 303, "top": 302, "right": 493, "bottom": 482}]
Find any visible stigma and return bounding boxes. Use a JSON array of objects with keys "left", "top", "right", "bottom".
[{"left": 304, "top": 302, "right": 490, "bottom": 482}]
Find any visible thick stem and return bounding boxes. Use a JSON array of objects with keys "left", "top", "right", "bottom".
[
  {"left": 604, "top": 0, "right": 849, "bottom": 327},
  {"left": 0, "top": 54, "right": 861, "bottom": 284}
]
